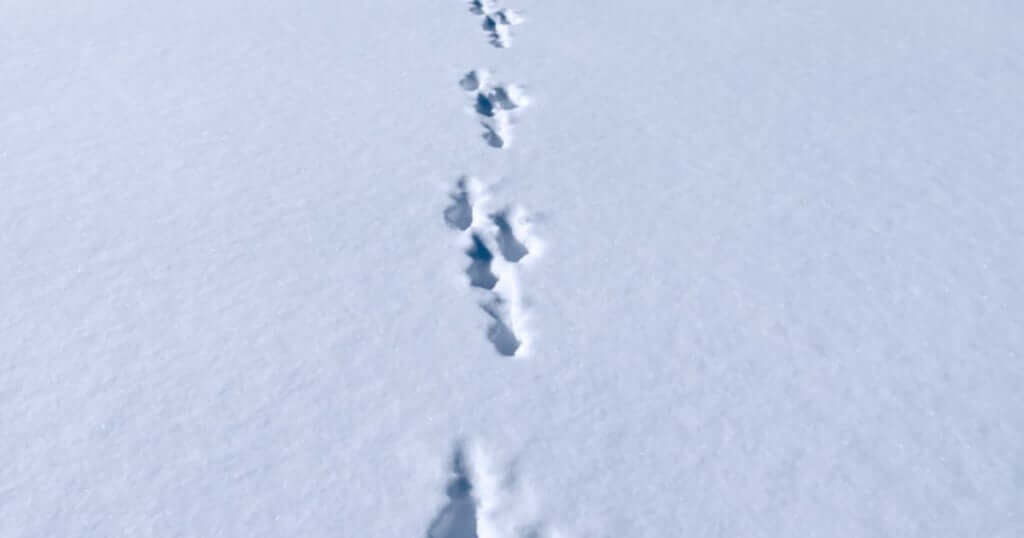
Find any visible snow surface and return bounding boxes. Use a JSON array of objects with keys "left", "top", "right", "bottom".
[{"left": 2, "top": 1, "right": 1023, "bottom": 537}]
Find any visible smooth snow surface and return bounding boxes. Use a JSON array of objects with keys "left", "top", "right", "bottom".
[{"left": 2, "top": 1, "right": 1023, "bottom": 537}]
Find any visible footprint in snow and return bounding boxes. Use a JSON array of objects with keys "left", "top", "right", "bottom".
[
  {"left": 426, "top": 441, "right": 561, "bottom": 538},
  {"left": 460, "top": 71, "right": 529, "bottom": 150},
  {"left": 443, "top": 178, "right": 539, "bottom": 357},
  {"left": 467, "top": 0, "right": 523, "bottom": 48},
  {"left": 427, "top": 445, "right": 478, "bottom": 538}
]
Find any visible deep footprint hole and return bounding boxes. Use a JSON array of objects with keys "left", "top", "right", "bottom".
[
  {"left": 426, "top": 444, "right": 479, "bottom": 538},
  {"left": 444, "top": 181, "right": 473, "bottom": 231},
  {"left": 465, "top": 234, "right": 499, "bottom": 290},
  {"left": 490, "top": 87, "right": 518, "bottom": 110},
  {"left": 483, "top": 303, "right": 521, "bottom": 357},
  {"left": 475, "top": 93, "right": 495, "bottom": 117},
  {"left": 481, "top": 125, "right": 505, "bottom": 148},
  {"left": 460, "top": 71, "right": 483, "bottom": 92},
  {"left": 491, "top": 211, "right": 529, "bottom": 262}
]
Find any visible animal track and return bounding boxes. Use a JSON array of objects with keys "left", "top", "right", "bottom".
[
  {"left": 482, "top": 298, "right": 521, "bottom": 356},
  {"left": 444, "top": 178, "right": 539, "bottom": 357},
  {"left": 467, "top": 0, "right": 492, "bottom": 15},
  {"left": 450, "top": 1, "right": 539, "bottom": 356},
  {"left": 460, "top": 71, "right": 529, "bottom": 149},
  {"left": 459, "top": 69, "right": 489, "bottom": 93},
  {"left": 465, "top": 233, "right": 499, "bottom": 290},
  {"left": 427, "top": 444, "right": 478, "bottom": 538},
  {"left": 467, "top": 0, "right": 524, "bottom": 48},
  {"left": 427, "top": 441, "right": 561, "bottom": 538},
  {"left": 491, "top": 209, "right": 530, "bottom": 263},
  {"left": 444, "top": 177, "right": 475, "bottom": 231}
]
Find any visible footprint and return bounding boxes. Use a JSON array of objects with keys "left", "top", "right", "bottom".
[
  {"left": 461, "top": 74, "right": 529, "bottom": 150},
  {"left": 475, "top": 85, "right": 528, "bottom": 117},
  {"left": 475, "top": 92, "right": 496, "bottom": 117},
  {"left": 491, "top": 209, "right": 529, "bottom": 263},
  {"left": 465, "top": 233, "right": 499, "bottom": 290},
  {"left": 444, "top": 179, "right": 540, "bottom": 357},
  {"left": 481, "top": 117, "right": 509, "bottom": 149},
  {"left": 489, "top": 85, "right": 528, "bottom": 110},
  {"left": 482, "top": 298, "right": 521, "bottom": 356},
  {"left": 467, "top": 0, "right": 523, "bottom": 48},
  {"left": 467, "top": 0, "right": 495, "bottom": 16},
  {"left": 444, "top": 178, "right": 474, "bottom": 231},
  {"left": 427, "top": 442, "right": 561, "bottom": 538},
  {"left": 481, "top": 9, "right": 524, "bottom": 48},
  {"left": 460, "top": 70, "right": 490, "bottom": 92},
  {"left": 426, "top": 444, "right": 478, "bottom": 538}
]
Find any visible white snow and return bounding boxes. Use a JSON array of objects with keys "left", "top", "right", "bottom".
[{"left": 2, "top": 1, "right": 1022, "bottom": 537}]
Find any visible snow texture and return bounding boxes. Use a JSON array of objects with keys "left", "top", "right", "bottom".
[{"left": 2, "top": 1, "right": 1023, "bottom": 537}]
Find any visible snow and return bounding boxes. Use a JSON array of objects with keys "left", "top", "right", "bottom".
[{"left": 2, "top": 1, "right": 1023, "bottom": 537}]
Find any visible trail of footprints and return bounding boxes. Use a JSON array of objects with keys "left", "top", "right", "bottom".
[
  {"left": 428, "top": 3, "right": 556, "bottom": 536},
  {"left": 450, "top": 0, "right": 536, "bottom": 355},
  {"left": 461, "top": 69, "right": 529, "bottom": 149},
  {"left": 445, "top": 177, "right": 537, "bottom": 357},
  {"left": 468, "top": 0, "right": 524, "bottom": 48},
  {"left": 461, "top": 0, "right": 528, "bottom": 149}
]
